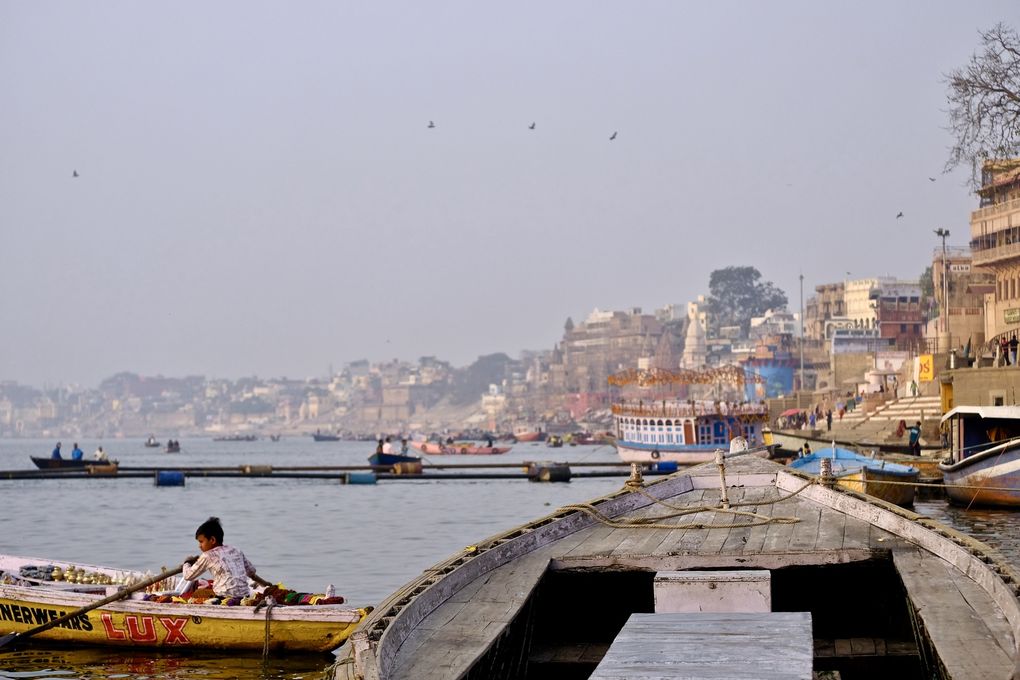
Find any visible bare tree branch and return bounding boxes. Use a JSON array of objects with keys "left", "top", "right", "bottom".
[{"left": 944, "top": 23, "right": 1020, "bottom": 185}]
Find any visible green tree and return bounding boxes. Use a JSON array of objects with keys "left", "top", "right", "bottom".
[
  {"left": 945, "top": 23, "right": 1020, "bottom": 183},
  {"left": 707, "top": 266, "right": 788, "bottom": 337}
]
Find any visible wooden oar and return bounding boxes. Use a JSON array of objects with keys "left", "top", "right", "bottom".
[{"left": 0, "top": 562, "right": 185, "bottom": 651}]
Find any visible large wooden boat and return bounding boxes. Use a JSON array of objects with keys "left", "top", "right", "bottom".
[
  {"left": 788, "top": 446, "right": 919, "bottom": 506},
  {"left": 409, "top": 442, "right": 511, "bottom": 455},
  {"left": 334, "top": 455, "right": 1020, "bottom": 680},
  {"left": 0, "top": 554, "right": 367, "bottom": 653},
  {"left": 30, "top": 456, "right": 118, "bottom": 470},
  {"left": 513, "top": 430, "right": 546, "bottom": 443},
  {"left": 613, "top": 398, "right": 772, "bottom": 464},
  {"left": 939, "top": 405, "right": 1020, "bottom": 507}
]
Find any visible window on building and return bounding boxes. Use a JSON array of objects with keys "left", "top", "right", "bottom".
[{"left": 901, "top": 324, "right": 907, "bottom": 333}]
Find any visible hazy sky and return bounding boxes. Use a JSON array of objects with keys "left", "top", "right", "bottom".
[{"left": 2, "top": 1, "right": 1017, "bottom": 386}]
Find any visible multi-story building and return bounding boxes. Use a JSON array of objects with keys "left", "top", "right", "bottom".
[
  {"left": 845, "top": 277, "right": 896, "bottom": 330},
  {"left": 969, "top": 159, "right": 1020, "bottom": 343},
  {"left": 873, "top": 282, "right": 924, "bottom": 350},
  {"left": 804, "top": 283, "right": 845, "bottom": 342},
  {"left": 554, "top": 308, "right": 681, "bottom": 392}
]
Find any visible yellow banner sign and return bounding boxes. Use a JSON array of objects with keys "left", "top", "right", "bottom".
[{"left": 918, "top": 354, "right": 934, "bottom": 382}]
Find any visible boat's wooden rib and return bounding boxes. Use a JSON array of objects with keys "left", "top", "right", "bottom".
[
  {"left": 337, "top": 457, "right": 1020, "bottom": 680},
  {"left": 893, "top": 548, "right": 1014, "bottom": 678}
]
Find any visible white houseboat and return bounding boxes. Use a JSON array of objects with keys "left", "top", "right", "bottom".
[{"left": 612, "top": 398, "right": 770, "bottom": 464}]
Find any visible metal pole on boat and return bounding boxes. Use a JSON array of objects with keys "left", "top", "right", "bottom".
[{"left": 715, "top": 448, "right": 730, "bottom": 509}]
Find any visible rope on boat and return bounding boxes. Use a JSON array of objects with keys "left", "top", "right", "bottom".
[
  {"left": 262, "top": 596, "right": 276, "bottom": 657},
  {"left": 810, "top": 476, "right": 1020, "bottom": 493},
  {"left": 556, "top": 479, "right": 816, "bottom": 531}
]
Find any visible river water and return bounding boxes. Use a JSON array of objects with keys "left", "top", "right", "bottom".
[{"left": 1, "top": 437, "right": 1018, "bottom": 679}]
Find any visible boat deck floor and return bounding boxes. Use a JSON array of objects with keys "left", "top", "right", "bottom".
[{"left": 380, "top": 457, "right": 1017, "bottom": 680}]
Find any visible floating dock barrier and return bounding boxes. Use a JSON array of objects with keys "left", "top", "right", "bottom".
[
  {"left": 154, "top": 471, "right": 185, "bottom": 487},
  {"left": 526, "top": 461, "right": 571, "bottom": 483},
  {"left": 343, "top": 472, "right": 377, "bottom": 485}
]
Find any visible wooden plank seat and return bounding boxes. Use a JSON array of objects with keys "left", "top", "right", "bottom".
[
  {"left": 892, "top": 548, "right": 1015, "bottom": 679},
  {"left": 589, "top": 611, "right": 813, "bottom": 679}
]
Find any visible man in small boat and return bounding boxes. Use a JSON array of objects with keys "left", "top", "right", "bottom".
[
  {"left": 382, "top": 436, "right": 394, "bottom": 454},
  {"left": 400, "top": 438, "right": 409, "bottom": 454},
  {"left": 183, "top": 516, "right": 272, "bottom": 599},
  {"left": 803, "top": 442, "right": 811, "bottom": 456},
  {"left": 485, "top": 434, "right": 494, "bottom": 448},
  {"left": 93, "top": 446, "right": 108, "bottom": 461},
  {"left": 375, "top": 439, "right": 384, "bottom": 455},
  {"left": 51, "top": 442, "right": 62, "bottom": 459},
  {"left": 71, "top": 442, "right": 84, "bottom": 461}
]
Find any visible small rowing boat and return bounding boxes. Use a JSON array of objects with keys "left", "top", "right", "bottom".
[
  {"left": 789, "top": 446, "right": 919, "bottom": 506},
  {"left": 0, "top": 554, "right": 368, "bottom": 653},
  {"left": 30, "top": 456, "right": 118, "bottom": 470},
  {"left": 368, "top": 452, "right": 421, "bottom": 466}
]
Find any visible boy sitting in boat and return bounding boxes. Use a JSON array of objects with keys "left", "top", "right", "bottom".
[{"left": 183, "top": 516, "right": 271, "bottom": 599}]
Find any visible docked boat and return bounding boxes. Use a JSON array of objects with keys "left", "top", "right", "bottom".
[
  {"left": 335, "top": 455, "right": 1020, "bottom": 680},
  {"left": 788, "top": 445, "right": 919, "bottom": 506},
  {"left": 31, "top": 456, "right": 118, "bottom": 470},
  {"left": 0, "top": 554, "right": 368, "bottom": 653},
  {"left": 613, "top": 398, "right": 773, "bottom": 464},
  {"left": 939, "top": 405, "right": 1020, "bottom": 507},
  {"left": 368, "top": 452, "right": 422, "bottom": 466},
  {"left": 409, "top": 442, "right": 511, "bottom": 455},
  {"left": 771, "top": 429, "right": 942, "bottom": 456},
  {"left": 513, "top": 429, "right": 546, "bottom": 443}
]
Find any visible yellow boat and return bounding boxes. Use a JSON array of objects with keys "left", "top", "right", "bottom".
[{"left": 0, "top": 555, "right": 367, "bottom": 653}]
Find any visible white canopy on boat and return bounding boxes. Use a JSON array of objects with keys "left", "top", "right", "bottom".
[{"left": 941, "top": 405, "right": 1020, "bottom": 425}]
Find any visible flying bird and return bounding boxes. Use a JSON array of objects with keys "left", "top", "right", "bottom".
[
  {"left": 609, "top": 131, "right": 617, "bottom": 141},
  {"left": 427, "top": 121, "right": 435, "bottom": 129},
  {"left": 896, "top": 212, "right": 904, "bottom": 219},
  {"left": 529, "top": 122, "right": 536, "bottom": 130},
  {"left": 72, "top": 170, "right": 79, "bottom": 178}
]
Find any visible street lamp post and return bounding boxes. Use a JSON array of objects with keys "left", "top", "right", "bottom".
[
  {"left": 799, "top": 273, "right": 805, "bottom": 392},
  {"left": 934, "top": 228, "right": 951, "bottom": 352}
]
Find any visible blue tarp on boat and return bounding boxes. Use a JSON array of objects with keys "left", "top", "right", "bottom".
[{"left": 789, "top": 446, "right": 918, "bottom": 477}]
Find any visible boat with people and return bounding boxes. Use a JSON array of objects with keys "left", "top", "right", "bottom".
[
  {"left": 788, "top": 445, "right": 920, "bottom": 506},
  {"left": 368, "top": 451, "right": 422, "bottom": 466},
  {"left": 143, "top": 436, "right": 160, "bottom": 448},
  {"left": 410, "top": 442, "right": 511, "bottom": 455},
  {"left": 164, "top": 440, "right": 181, "bottom": 453},
  {"left": 546, "top": 435, "right": 564, "bottom": 448},
  {"left": 0, "top": 554, "right": 368, "bottom": 653},
  {"left": 312, "top": 431, "right": 340, "bottom": 442},
  {"left": 939, "top": 405, "right": 1020, "bottom": 507},
  {"left": 335, "top": 454, "right": 1020, "bottom": 679},
  {"left": 30, "top": 456, "right": 118, "bottom": 470}
]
